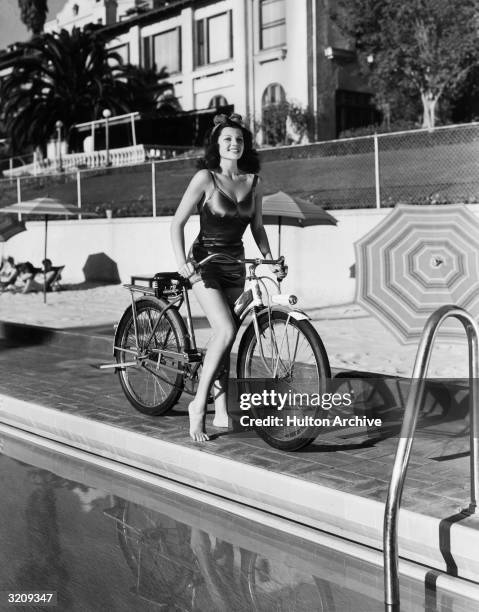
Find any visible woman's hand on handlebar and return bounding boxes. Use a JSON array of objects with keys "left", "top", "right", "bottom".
[
  {"left": 272, "top": 263, "right": 288, "bottom": 281},
  {"left": 178, "top": 260, "right": 196, "bottom": 279},
  {"left": 271, "top": 257, "right": 288, "bottom": 281}
]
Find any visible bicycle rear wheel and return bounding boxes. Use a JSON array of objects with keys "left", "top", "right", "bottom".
[
  {"left": 237, "top": 309, "right": 331, "bottom": 451},
  {"left": 115, "top": 297, "right": 186, "bottom": 415}
]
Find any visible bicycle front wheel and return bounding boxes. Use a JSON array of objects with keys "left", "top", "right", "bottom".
[
  {"left": 115, "top": 297, "right": 186, "bottom": 416},
  {"left": 237, "top": 309, "right": 331, "bottom": 451}
]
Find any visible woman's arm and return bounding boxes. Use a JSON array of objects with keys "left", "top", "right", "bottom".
[
  {"left": 250, "top": 176, "right": 274, "bottom": 260},
  {"left": 170, "top": 169, "right": 210, "bottom": 277}
]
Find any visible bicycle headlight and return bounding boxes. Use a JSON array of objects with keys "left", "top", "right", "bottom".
[{"left": 271, "top": 294, "right": 298, "bottom": 306}]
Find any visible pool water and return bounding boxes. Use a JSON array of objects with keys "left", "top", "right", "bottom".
[{"left": 0, "top": 428, "right": 477, "bottom": 612}]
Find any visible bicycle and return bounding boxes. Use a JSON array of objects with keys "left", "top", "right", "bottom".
[{"left": 102, "top": 254, "right": 331, "bottom": 451}]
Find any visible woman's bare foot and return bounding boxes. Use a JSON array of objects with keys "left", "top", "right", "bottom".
[
  {"left": 188, "top": 402, "right": 209, "bottom": 441},
  {"left": 212, "top": 391, "right": 230, "bottom": 428},
  {"left": 212, "top": 404, "right": 229, "bottom": 428}
]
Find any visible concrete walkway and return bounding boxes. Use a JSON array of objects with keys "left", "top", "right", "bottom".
[{"left": 0, "top": 321, "right": 478, "bottom": 586}]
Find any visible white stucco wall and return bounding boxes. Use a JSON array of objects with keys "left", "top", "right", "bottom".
[{"left": 3, "top": 208, "right": 394, "bottom": 308}]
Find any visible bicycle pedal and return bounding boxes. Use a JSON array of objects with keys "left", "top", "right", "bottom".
[{"left": 184, "top": 350, "right": 203, "bottom": 363}]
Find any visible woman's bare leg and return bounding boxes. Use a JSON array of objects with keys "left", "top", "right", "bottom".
[
  {"left": 211, "top": 286, "right": 242, "bottom": 427},
  {"left": 189, "top": 282, "right": 237, "bottom": 441},
  {"left": 211, "top": 355, "right": 230, "bottom": 427}
]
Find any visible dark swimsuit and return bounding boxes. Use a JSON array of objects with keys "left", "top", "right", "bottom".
[{"left": 190, "top": 171, "right": 258, "bottom": 292}]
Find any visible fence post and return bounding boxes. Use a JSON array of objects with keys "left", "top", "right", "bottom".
[
  {"left": 374, "top": 133, "right": 381, "bottom": 209},
  {"left": 151, "top": 161, "right": 157, "bottom": 217},
  {"left": 16, "top": 177, "right": 22, "bottom": 221},
  {"left": 9, "top": 158, "right": 13, "bottom": 183},
  {"left": 76, "top": 170, "right": 82, "bottom": 220}
]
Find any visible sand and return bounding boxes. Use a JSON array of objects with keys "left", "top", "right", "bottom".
[{"left": 0, "top": 284, "right": 471, "bottom": 378}]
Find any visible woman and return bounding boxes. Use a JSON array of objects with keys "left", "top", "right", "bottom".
[
  {"left": 16, "top": 261, "right": 37, "bottom": 293},
  {"left": 171, "top": 113, "right": 282, "bottom": 441},
  {"left": 0, "top": 257, "right": 18, "bottom": 289}
]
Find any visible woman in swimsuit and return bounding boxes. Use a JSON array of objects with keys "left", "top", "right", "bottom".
[{"left": 171, "top": 113, "right": 281, "bottom": 441}]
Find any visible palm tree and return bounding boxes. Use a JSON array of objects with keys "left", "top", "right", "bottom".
[
  {"left": 1, "top": 27, "right": 173, "bottom": 154},
  {"left": 117, "top": 63, "right": 181, "bottom": 115},
  {"left": 18, "top": 0, "right": 48, "bottom": 35}
]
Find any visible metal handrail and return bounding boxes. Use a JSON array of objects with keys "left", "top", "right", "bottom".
[{"left": 383, "top": 304, "right": 479, "bottom": 610}]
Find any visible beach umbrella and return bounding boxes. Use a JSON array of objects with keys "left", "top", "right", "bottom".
[
  {"left": 0, "top": 216, "right": 26, "bottom": 243},
  {"left": 0, "top": 197, "right": 94, "bottom": 303},
  {"left": 355, "top": 203, "right": 479, "bottom": 343},
  {"left": 262, "top": 191, "right": 337, "bottom": 257}
]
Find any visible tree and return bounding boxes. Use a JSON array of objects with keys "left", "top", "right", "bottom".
[
  {"left": 18, "top": 0, "right": 48, "bottom": 35},
  {"left": 117, "top": 64, "right": 181, "bottom": 115},
  {"left": 1, "top": 28, "right": 176, "bottom": 153},
  {"left": 334, "top": 0, "right": 479, "bottom": 128}
]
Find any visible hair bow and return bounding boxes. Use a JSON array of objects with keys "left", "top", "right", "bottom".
[{"left": 212, "top": 113, "right": 245, "bottom": 129}]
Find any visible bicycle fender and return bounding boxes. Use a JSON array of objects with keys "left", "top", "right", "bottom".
[
  {"left": 288, "top": 309, "right": 310, "bottom": 321},
  {"left": 255, "top": 306, "right": 311, "bottom": 321}
]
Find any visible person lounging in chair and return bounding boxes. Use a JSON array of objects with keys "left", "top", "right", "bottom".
[
  {"left": 41, "top": 259, "right": 63, "bottom": 292},
  {"left": 0, "top": 257, "right": 18, "bottom": 290},
  {"left": 16, "top": 261, "right": 38, "bottom": 293}
]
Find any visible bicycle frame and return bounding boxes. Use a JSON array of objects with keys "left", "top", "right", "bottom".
[{"left": 102, "top": 254, "right": 310, "bottom": 388}]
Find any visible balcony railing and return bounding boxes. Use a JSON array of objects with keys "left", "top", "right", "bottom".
[{"left": 3, "top": 144, "right": 197, "bottom": 177}]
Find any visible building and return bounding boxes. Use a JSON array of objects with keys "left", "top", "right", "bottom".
[{"left": 44, "top": 0, "right": 374, "bottom": 141}]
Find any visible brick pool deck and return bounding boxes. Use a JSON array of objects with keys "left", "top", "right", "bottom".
[{"left": 0, "top": 321, "right": 478, "bottom": 584}]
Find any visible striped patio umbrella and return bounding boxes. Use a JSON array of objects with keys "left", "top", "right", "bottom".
[
  {"left": 0, "top": 216, "right": 26, "bottom": 243},
  {"left": 355, "top": 203, "right": 479, "bottom": 343}
]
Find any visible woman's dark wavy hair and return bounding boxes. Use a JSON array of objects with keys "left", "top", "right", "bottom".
[{"left": 197, "top": 116, "right": 260, "bottom": 173}]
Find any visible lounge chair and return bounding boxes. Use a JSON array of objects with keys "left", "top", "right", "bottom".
[{"left": 38, "top": 265, "right": 64, "bottom": 292}]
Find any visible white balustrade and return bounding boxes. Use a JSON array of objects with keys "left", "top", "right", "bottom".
[{"left": 1, "top": 144, "right": 183, "bottom": 177}]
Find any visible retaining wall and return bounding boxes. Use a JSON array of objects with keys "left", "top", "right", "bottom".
[{"left": 3, "top": 205, "right": 477, "bottom": 308}]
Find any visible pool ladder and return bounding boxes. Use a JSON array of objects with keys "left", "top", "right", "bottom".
[{"left": 383, "top": 305, "right": 479, "bottom": 611}]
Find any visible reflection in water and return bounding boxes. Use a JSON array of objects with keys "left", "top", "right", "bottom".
[
  {"left": 14, "top": 471, "right": 71, "bottom": 608},
  {"left": 107, "top": 501, "right": 254, "bottom": 610},
  {"left": 105, "top": 500, "right": 352, "bottom": 611}
]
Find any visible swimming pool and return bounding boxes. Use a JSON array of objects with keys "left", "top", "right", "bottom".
[{"left": 1, "top": 425, "right": 478, "bottom": 611}]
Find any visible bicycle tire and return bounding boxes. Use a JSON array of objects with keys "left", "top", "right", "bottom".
[
  {"left": 236, "top": 309, "right": 331, "bottom": 451},
  {"left": 115, "top": 297, "right": 186, "bottom": 415}
]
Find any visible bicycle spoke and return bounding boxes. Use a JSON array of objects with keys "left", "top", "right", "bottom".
[{"left": 256, "top": 322, "right": 315, "bottom": 381}]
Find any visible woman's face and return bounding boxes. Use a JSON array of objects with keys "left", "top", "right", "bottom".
[{"left": 217, "top": 127, "right": 244, "bottom": 161}]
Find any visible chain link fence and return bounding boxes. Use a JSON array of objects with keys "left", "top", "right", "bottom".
[
  {"left": 0, "top": 122, "right": 478, "bottom": 216},
  {"left": 377, "top": 123, "right": 479, "bottom": 207}
]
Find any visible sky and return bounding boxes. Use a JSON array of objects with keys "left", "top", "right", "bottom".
[{"left": 0, "top": 0, "right": 67, "bottom": 48}]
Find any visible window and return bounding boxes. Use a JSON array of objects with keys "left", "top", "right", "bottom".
[
  {"left": 143, "top": 28, "right": 181, "bottom": 74},
  {"left": 195, "top": 11, "right": 232, "bottom": 67},
  {"left": 262, "top": 83, "right": 286, "bottom": 144},
  {"left": 262, "top": 83, "right": 286, "bottom": 107},
  {"left": 259, "top": 0, "right": 286, "bottom": 50}
]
